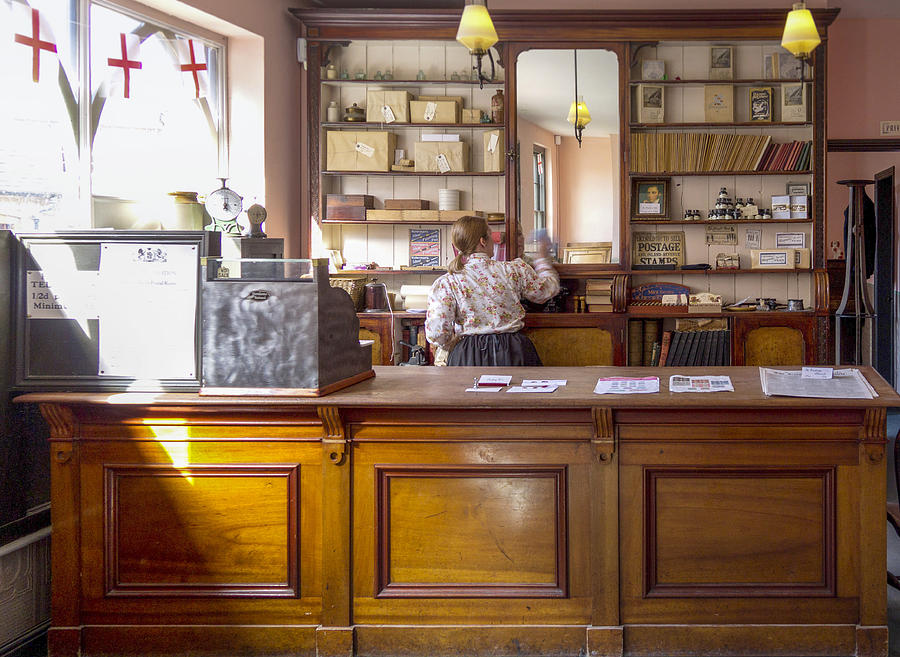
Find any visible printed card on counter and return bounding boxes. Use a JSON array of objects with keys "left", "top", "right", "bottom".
[
  {"left": 668, "top": 375, "right": 735, "bottom": 393},
  {"left": 477, "top": 374, "right": 512, "bottom": 387},
  {"left": 593, "top": 376, "right": 659, "bottom": 395},
  {"left": 507, "top": 385, "right": 558, "bottom": 393},
  {"left": 522, "top": 379, "right": 567, "bottom": 387}
]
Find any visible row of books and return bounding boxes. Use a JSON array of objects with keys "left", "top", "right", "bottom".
[
  {"left": 628, "top": 319, "right": 660, "bottom": 366},
  {"left": 586, "top": 278, "right": 613, "bottom": 312},
  {"left": 630, "top": 133, "right": 773, "bottom": 173},
  {"left": 660, "top": 329, "right": 731, "bottom": 366},
  {"left": 756, "top": 140, "right": 811, "bottom": 172}
]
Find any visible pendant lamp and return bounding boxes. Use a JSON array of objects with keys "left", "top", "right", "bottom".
[
  {"left": 567, "top": 51, "right": 591, "bottom": 147},
  {"left": 781, "top": 2, "right": 820, "bottom": 61},
  {"left": 456, "top": 0, "right": 498, "bottom": 89}
]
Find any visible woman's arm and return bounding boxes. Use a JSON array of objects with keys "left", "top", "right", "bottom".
[
  {"left": 513, "top": 256, "right": 560, "bottom": 303},
  {"left": 425, "top": 279, "right": 458, "bottom": 350}
]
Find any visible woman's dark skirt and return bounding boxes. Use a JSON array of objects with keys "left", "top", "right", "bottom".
[{"left": 447, "top": 332, "right": 543, "bottom": 367}]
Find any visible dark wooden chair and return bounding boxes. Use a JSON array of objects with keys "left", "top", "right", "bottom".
[{"left": 888, "top": 429, "right": 900, "bottom": 589}]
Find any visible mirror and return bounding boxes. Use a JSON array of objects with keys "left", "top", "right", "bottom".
[{"left": 516, "top": 48, "right": 621, "bottom": 263}]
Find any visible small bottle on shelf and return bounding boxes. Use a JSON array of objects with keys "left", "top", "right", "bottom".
[
  {"left": 326, "top": 101, "right": 340, "bottom": 123},
  {"left": 491, "top": 89, "right": 505, "bottom": 124}
]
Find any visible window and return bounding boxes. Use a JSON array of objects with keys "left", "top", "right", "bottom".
[
  {"left": 0, "top": 0, "right": 224, "bottom": 231},
  {"left": 533, "top": 147, "right": 546, "bottom": 231}
]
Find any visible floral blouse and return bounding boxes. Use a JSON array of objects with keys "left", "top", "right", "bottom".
[{"left": 425, "top": 253, "right": 560, "bottom": 351}]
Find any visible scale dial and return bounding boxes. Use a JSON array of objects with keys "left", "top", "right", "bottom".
[{"left": 205, "top": 178, "right": 243, "bottom": 222}]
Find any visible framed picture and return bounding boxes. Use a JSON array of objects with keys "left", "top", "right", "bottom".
[
  {"left": 641, "top": 59, "right": 665, "bottom": 81},
  {"left": 409, "top": 228, "right": 441, "bottom": 267},
  {"left": 709, "top": 46, "right": 733, "bottom": 80},
  {"left": 704, "top": 84, "right": 734, "bottom": 122},
  {"left": 749, "top": 87, "right": 773, "bottom": 122},
  {"left": 631, "top": 178, "right": 669, "bottom": 220},
  {"left": 781, "top": 83, "right": 807, "bottom": 122},
  {"left": 636, "top": 84, "right": 664, "bottom": 123},
  {"left": 786, "top": 181, "right": 810, "bottom": 195},
  {"left": 563, "top": 242, "right": 612, "bottom": 264}
]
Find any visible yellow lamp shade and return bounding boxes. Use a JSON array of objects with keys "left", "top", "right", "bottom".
[
  {"left": 456, "top": 1, "right": 498, "bottom": 54},
  {"left": 567, "top": 96, "right": 592, "bottom": 129},
  {"left": 781, "top": 2, "right": 820, "bottom": 58}
]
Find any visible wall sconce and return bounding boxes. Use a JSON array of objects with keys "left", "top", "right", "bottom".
[
  {"left": 781, "top": 2, "right": 821, "bottom": 61},
  {"left": 566, "top": 51, "right": 591, "bottom": 147},
  {"left": 456, "top": 0, "right": 498, "bottom": 89}
]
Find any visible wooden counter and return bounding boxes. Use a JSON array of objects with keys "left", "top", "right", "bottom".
[{"left": 17, "top": 367, "right": 900, "bottom": 657}]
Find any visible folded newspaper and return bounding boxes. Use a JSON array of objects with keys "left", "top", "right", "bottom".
[{"left": 758, "top": 368, "right": 877, "bottom": 399}]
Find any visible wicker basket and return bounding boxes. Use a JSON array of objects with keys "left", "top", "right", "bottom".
[{"left": 330, "top": 275, "right": 367, "bottom": 311}]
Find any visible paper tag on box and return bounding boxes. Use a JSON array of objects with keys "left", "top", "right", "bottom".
[
  {"left": 424, "top": 101, "right": 437, "bottom": 122},
  {"left": 436, "top": 153, "right": 451, "bottom": 173},
  {"left": 355, "top": 141, "right": 375, "bottom": 158},
  {"left": 381, "top": 105, "right": 396, "bottom": 123},
  {"left": 487, "top": 133, "right": 499, "bottom": 153}
]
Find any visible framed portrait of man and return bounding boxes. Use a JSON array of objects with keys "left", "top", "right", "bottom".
[{"left": 631, "top": 178, "right": 669, "bottom": 220}]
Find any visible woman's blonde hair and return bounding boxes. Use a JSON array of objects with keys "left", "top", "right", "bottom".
[{"left": 447, "top": 215, "right": 491, "bottom": 273}]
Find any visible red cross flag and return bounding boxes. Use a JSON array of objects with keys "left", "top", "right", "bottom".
[
  {"left": 12, "top": 6, "right": 58, "bottom": 83},
  {"left": 174, "top": 38, "right": 209, "bottom": 99},
  {"left": 107, "top": 33, "right": 142, "bottom": 99}
]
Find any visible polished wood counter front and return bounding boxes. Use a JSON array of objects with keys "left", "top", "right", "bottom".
[{"left": 17, "top": 367, "right": 899, "bottom": 657}]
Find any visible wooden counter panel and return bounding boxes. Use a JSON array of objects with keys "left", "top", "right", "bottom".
[
  {"left": 621, "top": 442, "right": 859, "bottom": 466},
  {"left": 618, "top": 424, "right": 861, "bottom": 442},
  {"left": 621, "top": 461, "right": 857, "bottom": 625},
  {"left": 614, "top": 407, "right": 866, "bottom": 426},
  {"left": 79, "top": 424, "right": 324, "bottom": 441},
  {"left": 77, "top": 440, "right": 323, "bottom": 623},
  {"left": 624, "top": 624, "right": 857, "bottom": 657},
  {"left": 352, "top": 442, "right": 593, "bottom": 624},
  {"left": 81, "top": 624, "right": 318, "bottom": 657},
  {"left": 354, "top": 625, "right": 587, "bottom": 657},
  {"left": 109, "top": 465, "right": 296, "bottom": 592},
  {"left": 375, "top": 466, "right": 566, "bottom": 597},
  {"left": 646, "top": 468, "right": 833, "bottom": 595}
]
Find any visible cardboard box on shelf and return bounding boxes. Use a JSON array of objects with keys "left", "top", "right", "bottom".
[
  {"left": 325, "top": 194, "right": 375, "bottom": 221},
  {"left": 483, "top": 130, "right": 504, "bottom": 172},
  {"left": 365, "top": 90, "right": 412, "bottom": 123},
  {"left": 414, "top": 141, "right": 469, "bottom": 172},
  {"left": 410, "top": 99, "right": 460, "bottom": 124},
  {"left": 326, "top": 131, "right": 397, "bottom": 172},
  {"left": 751, "top": 249, "right": 796, "bottom": 269},
  {"left": 462, "top": 108, "right": 485, "bottom": 124}
]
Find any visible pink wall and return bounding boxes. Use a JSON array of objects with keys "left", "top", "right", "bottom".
[
  {"left": 556, "top": 135, "right": 618, "bottom": 253},
  {"left": 517, "top": 118, "right": 557, "bottom": 237},
  {"left": 825, "top": 17, "right": 900, "bottom": 253}
]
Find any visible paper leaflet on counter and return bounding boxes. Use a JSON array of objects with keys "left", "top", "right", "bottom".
[
  {"left": 594, "top": 376, "right": 659, "bottom": 394},
  {"left": 669, "top": 375, "right": 734, "bottom": 393}
]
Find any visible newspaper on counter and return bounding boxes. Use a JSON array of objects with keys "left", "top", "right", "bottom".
[
  {"left": 759, "top": 367, "right": 877, "bottom": 399},
  {"left": 669, "top": 375, "right": 734, "bottom": 393},
  {"left": 594, "top": 376, "right": 659, "bottom": 395}
]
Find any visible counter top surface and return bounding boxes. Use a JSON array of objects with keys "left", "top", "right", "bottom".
[{"left": 14, "top": 366, "right": 900, "bottom": 409}]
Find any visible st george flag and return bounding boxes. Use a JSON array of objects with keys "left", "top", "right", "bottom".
[
  {"left": 12, "top": 5, "right": 59, "bottom": 84},
  {"left": 174, "top": 37, "right": 209, "bottom": 99},
  {"left": 106, "top": 32, "right": 143, "bottom": 99}
]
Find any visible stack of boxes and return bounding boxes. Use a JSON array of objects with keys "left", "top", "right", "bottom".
[{"left": 324, "top": 90, "right": 502, "bottom": 174}]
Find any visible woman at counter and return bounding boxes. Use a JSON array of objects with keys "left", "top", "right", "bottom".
[{"left": 425, "top": 215, "right": 559, "bottom": 366}]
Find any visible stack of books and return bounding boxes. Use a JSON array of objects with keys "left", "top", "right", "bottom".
[
  {"left": 628, "top": 319, "right": 663, "bottom": 365},
  {"left": 755, "top": 140, "right": 811, "bottom": 172},
  {"left": 585, "top": 278, "right": 613, "bottom": 312},
  {"left": 660, "top": 329, "right": 730, "bottom": 366}
]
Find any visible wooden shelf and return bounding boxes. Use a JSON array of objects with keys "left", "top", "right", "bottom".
[
  {"left": 629, "top": 78, "right": 811, "bottom": 86},
  {"left": 322, "top": 170, "right": 505, "bottom": 176},
  {"left": 630, "top": 218, "right": 813, "bottom": 225},
  {"left": 322, "top": 79, "right": 504, "bottom": 86},
  {"left": 630, "top": 170, "right": 811, "bottom": 176},
  {"left": 339, "top": 269, "right": 447, "bottom": 275},
  {"left": 629, "top": 268, "right": 812, "bottom": 275},
  {"left": 322, "top": 219, "right": 505, "bottom": 225},
  {"left": 322, "top": 122, "right": 503, "bottom": 129},
  {"left": 630, "top": 122, "right": 812, "bottom": 128}
]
